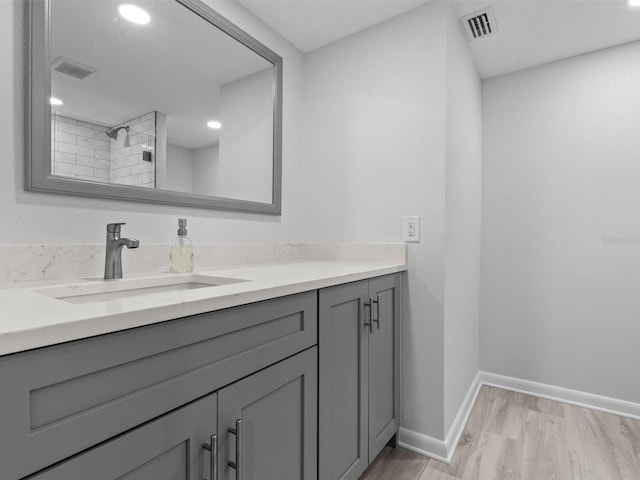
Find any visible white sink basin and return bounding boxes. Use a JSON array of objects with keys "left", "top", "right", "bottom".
[{"left": 33, "top": 274, "right": 247, "bottom": 304}]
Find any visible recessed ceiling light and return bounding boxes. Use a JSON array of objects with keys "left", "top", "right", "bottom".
[
  {"left": 207, "top": 121, "right": 222, "bottom": 129},
  {"left": 118, "top": 4, "right": 151, "bottom": 24},
  {"left": 629, "top": 0, "right": 640, "bottom": 6},
  {"left": 50, "top": 97, "right": 63, "bottom": 106}
]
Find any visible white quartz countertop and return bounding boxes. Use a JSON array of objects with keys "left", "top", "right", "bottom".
[{"left": 0, "top": 260, "right": 406, "bottom": 356}]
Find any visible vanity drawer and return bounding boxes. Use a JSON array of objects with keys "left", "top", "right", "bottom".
[{"left": 0, "top": 291, "right": 317, "bottom": 480}]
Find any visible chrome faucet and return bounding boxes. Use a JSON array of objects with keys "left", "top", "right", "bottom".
[{"left": 104, "top": 223, "right": 139, "bottom": 280}]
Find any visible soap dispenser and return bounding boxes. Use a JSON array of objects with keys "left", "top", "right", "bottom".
[{"left": 170, "top": 218, "right": 194, "bottom": 273}]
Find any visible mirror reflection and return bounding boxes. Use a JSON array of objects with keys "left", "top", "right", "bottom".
[{"left": 49, "top": 0, "right": 275, "bottom": 204}]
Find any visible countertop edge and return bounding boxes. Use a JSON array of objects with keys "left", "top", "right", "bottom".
[{"left": 0, "top": 263, "right": 406, "bottom": 356}]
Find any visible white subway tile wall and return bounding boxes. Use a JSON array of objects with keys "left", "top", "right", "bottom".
[
  {"left": 51, "top": 112, "right": 156, "bottom": 188},
  {"left": 109, "top": 112, "right": 156, "bottom": 188},
  {"left": 51, "top": 115, "right": 111, "bottom": 183}
]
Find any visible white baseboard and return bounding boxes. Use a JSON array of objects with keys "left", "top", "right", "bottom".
[
  {"left": 399, "top": 370, "right": 640, "bottom": 463},
  {"left": 399, "top": 371, "right": 482, "bottom": 464},
  {"left": 478, "top": 371, "right": 640, "bottom": 422},
  {"left": 398, "top": 427, "right": 448, "bottom": 463},
  {"left": 443, "top": 371, "right": 483, "bottom": 461}
]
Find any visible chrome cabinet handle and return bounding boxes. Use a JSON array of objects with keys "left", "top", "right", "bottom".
[
  {"left": 372, "top": 294, "right": 380, "bottom": 329},
  {"left": 202, "top": 434, "right": 218, "bottom": 480},
  {"left": 364, "top": 299, "right": 373, "bottom": 333},
  {"left": 227, "top": 419, "right": 242, "bottom": 479}
]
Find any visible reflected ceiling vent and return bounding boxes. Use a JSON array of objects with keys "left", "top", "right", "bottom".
[
  {"left": 52, "top": 57, "right": 97, "bottom": 80},
  {"left": 460, "top": 7, "right": 498, "bottom": 41}
]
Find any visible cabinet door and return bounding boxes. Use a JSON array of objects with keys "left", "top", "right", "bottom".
[
  {"left": 319, "top": 281, "right": 369, "bottom": 480},
  {"left": 217, "top": 347, "right": 317, "bottom": 480},
  {"left": 29, "top": 393, "right": 218, "bottom": 480},
  {"left": 368, "top": 274, "right": 400, "bottom": 460}
]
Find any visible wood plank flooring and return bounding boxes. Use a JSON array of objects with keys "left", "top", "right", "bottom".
[{"left": 360, "top": 386, "right": 640, "bottom": 480}]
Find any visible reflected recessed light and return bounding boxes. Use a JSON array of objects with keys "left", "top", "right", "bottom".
[
  {"left": 118, "top": 4, "right": 151, "bottom": 24},
  {"left": 50, "top": 97, "right": 63, "bottom": 106},
  {"left": 629, "top": 0, "right": 640, "bottom": 6},
  {"left": 207, "top": 121, "right": 222, "bottom": 129}
]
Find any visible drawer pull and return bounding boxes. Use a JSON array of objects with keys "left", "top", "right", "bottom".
[
  {"left": 202, "top": 433, "right": 218, "bottom": 480},
  {"left": 227, "top": 419, "right": 242, "bottom": 479},
  {"left": 364, "top": 300, "right": 373, "bottom": 333},
  {"left": 372, "top": 294, "right": 380, "bottom": 330}
]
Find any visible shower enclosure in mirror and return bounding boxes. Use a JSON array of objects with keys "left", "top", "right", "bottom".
[{"left": 26, "top": 0, "right": 283, "bottom": 214}]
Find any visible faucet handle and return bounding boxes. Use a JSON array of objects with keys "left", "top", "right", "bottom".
[{"left": 106, "top": 222, "right": 126, "bottom": 233}]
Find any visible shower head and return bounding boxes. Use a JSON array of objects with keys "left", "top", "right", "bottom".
[{"left": 105, "top": 125, "right": 129, "bottom": 140}]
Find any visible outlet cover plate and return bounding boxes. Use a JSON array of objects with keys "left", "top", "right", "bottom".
[{"left": 402, "top": 216, "right": 420, "bottom": 242}]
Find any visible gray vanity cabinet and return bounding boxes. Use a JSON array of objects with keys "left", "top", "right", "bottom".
[
  {"left": 29, "top": 393, "right": 219, "bottom": 480},
  {"left": 30, "top": 347, "right": 318, "bottom": 480},
  {"left": 0, "top": 291, "right": 317, "bottom": 480},
  {"left": 217, "top": 347, "right": 317, "bottom": 480},
  {"left": 29, "top": 347, "right": 317, "bottom": 480},
  {"left": 0, "top": 273, "right": 399, "bottom": 480},
  {"left": 318, "top": 274, "right": 400, "bottom": 480}
]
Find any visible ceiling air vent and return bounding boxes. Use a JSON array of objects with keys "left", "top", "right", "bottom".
[
  {"left": 460, "top": 7, "right": 498, "bottom": 41},
  {"left": 52, "top": 57, "right": 97, "bottom": 80}
]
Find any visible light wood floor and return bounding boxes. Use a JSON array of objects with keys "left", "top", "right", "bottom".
[{"left": 360, "top": 385, "right": 640, "bottom": 480}]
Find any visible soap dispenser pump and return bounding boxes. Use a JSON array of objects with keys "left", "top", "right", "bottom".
[{"left": 170, "top": 218, "right": 194, "bottom": 273}]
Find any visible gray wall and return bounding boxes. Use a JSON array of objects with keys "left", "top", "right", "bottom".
[
  {"left": 219, "top": 68, "right": 273, "bottom": 203},
  {"left": 481, "top": 41, "right": 640, "bottom": 403},
  {"left": 165, "top": 144, "right": 195, "bottom": 193},
  {"left": 164, "top": 143, "right": 220, "bottom": 196},
  {"left": 443, "top": 5, "right": 482, "bottom": 434},
  {"left": 302, "top": 1, "right": 448, "bottom": 439},
  {"left": 302, "top": 0, "right": 481, "bottom": 441},
  {"left": 193, "top": 144, "right": 219, "bottom": 196}
]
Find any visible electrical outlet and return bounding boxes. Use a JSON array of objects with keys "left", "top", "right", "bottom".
[{"left": 402, "top": 216, "right": 420, "bottom": 242}]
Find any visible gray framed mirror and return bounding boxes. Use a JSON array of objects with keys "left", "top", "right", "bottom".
[{"left": 26, "top": 0, "right": 283, "bottom": 214}]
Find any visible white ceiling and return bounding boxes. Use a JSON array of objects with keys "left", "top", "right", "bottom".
[
  {"left": 237, "top": 0, "right": 640, "bottom": 79},
  {"left": 453, "top": 0, "right": 640, "bottom": 78},
  {"left": 236, "top": 0, "right": 432, "bottom": 52}
]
